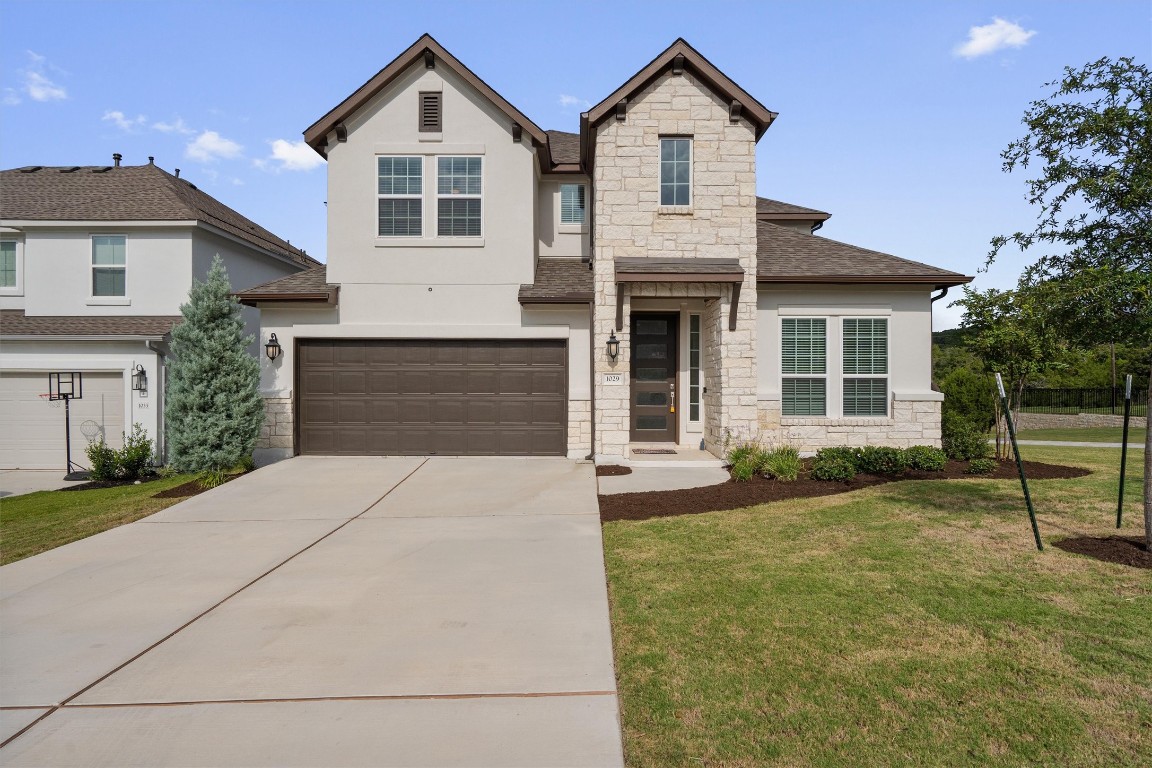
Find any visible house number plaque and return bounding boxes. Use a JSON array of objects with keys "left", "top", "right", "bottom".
[{"left": 603, "top": 373, "right": 624, "bottom": 385}]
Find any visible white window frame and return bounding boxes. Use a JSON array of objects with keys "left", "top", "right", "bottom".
[
  {"left": 659, "top": 136, "right": 692, "bottom": 208},
  {"left": 376, "top": 156, "right": 424, "bottom": 238},
  {"left": 90, "top": 234, "right": 127, "bottom": 300},
  {"left": 436, "top": 155, "right": 483, "bottom": 238},
  {"left": 780, "top": 317, "right": 828, "bottom": 417},
  {"left": 0, "top": 238, "right": 22, "bottom": 295},
  {"left": 559, "top": 183, "right": 586, "bottom": 227},
  {"left": 841, "top": 317, "right": 890, "bottom": 417}
]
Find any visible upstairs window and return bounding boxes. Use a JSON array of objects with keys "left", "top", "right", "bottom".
[
  {"left": 437, "top": 156, "right": 482, "bottom": 237},
  {"left": 660, "top": 137, "right": 691, "bottom": 206},
  {"left": 91, "top": 235, "right": 126, "bottom": 296},
  {"left": 419, "top": 92, "right": 442, "bottom": 132},
  {"left": 378, "top": 156, "right": 423, "bottom": 237},
  {"left": 0, "top": 241, "right": 15, "bottom": 288},
  {"left": 781, "top": 318, "right": 826, "bottom": 416},
  {"left": 843, "top": 318, "right": 889, "bottom": 416},
  {"left": 560, "top": 183, "right": 586, "bottom": 225}
]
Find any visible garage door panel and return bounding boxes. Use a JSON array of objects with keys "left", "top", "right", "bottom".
[
  {"left": 298, "top": 340, "right": 567, "bottom": 457},
  {"left": 0, "top": 371, "right": 126, "bottom": 469}
]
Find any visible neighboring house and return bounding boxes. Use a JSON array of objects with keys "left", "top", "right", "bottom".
[
  {"left": 0, "top": 159, "right": 316, "bottom": 469},
  {"left": 238, "top": 35, "right": 971, "bottom": 464}
]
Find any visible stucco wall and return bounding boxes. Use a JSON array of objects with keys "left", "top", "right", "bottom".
[
  {"left": 591, "top": 69, "right": 758, "bottom": 459},
  {"left": 323, "top": 60, "right": 538, "bottom": 323},
  {"left": 754, "top": 285, "right": 941, "bottom": 450},
  {"left": 538, "top": 176, "right": 589, "bottom": 258}
]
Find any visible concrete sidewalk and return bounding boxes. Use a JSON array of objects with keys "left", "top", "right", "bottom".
[
  {"left": 0, "top": 470, "right": 88, "bottom": 498},
  {"left": 0, "top": 457, "right": 623, "bottom": 767}
]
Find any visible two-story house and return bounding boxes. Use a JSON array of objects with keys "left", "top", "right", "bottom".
[
  {"left": 238, "top": 35, "right": 971, "bottom": 465},
  {"left": 0, "top": 158, "right": 316, "bottom": 469}
]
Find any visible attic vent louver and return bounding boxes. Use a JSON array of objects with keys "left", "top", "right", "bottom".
[
  {"left": 419, "top": 92, "right": 442, "bottom": 132},
  {"left": 20, "top": 166, "right": 43, "bottom": 173}
]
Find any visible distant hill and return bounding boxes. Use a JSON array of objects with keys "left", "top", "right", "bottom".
[{"left": 933, "top": 328, "right": 974, "bottom": 348}]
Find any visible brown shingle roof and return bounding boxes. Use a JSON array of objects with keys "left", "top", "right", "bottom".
[
  {"left": 756, "top": 221, "right": 971, "bottom": 287},
  {"left": 234, "top": 265, "right": 338, "bottom": 304},
  {"left": 518, "top": 258, "right": 593, "bottom": 303},
  {"left": 546, "top": 131, "right": 581, "bottom": 166},
  {"left": 756, "top": 197, "right": 831, "bottom": 220},
  {"left": 0, "top": 164, "right": 317, "bottom": 267},
  {"left": 0, "top": 310, "right": 180, "bottom": 338}
]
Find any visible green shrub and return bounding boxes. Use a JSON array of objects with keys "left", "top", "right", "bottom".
[
  {"left": 939, "top": 367, "right": 997, "bottom": 431},
  {"left": 905, "top": 445, "right": 947, "bottom": 472},
  {"left": 965, "top": 458, "right": 998, "bottom": 475},
  {"left": 237, "top": 454, "right": 257, "bottom": 473},
  {"left": 812, "top": 450, "right": 856, "bottom": 482},
  {"left": 116, "top": 423, "right": 155, "bottom": 481},
  {"left": 198, "top": 468, "right": 229, "bottom": 489},
  {"left": 726, "top": 442, "right": 756, "bottom": 467},
  {"left": 854, "top": 446, "right": 908, "bottom": 475},
  {"left": 942, "top": 412, "right": 993, "bottom": 460},
  {"left": 85, "top": 440, "right": 119, "bottom": 481},
  {"left": 730, "top": 458, "right": 757, "bottom": 482},
  {"left": 762, "top": 445, "right": 801, "bottom": 482}
]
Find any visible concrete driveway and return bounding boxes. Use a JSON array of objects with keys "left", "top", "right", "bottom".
[{"left": 0, "top": 457, "right": 623, "bottom": 767}]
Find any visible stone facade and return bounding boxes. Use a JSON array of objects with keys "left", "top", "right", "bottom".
[
  {"left": 567, "top": 399, "right": 592, "bottom": 458},
  {"left": 591, "top": 69, "right": 759, "bottom": 459},
  {"left": 757, "top": 399, "right": 942, "bottom": 452},
  {"left": 256, "top": 396, "right": 294, "bottom": 453},
  {"left": 1013, "top": 412, "right": 1129, "bottom": 430}
]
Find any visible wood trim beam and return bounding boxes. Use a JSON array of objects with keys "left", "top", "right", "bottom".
[{"left": 728, "top": 281, "right": 741, "bottom": 332}]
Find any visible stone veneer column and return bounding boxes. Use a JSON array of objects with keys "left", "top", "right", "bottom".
[
  {"left": 254, "top": 396, "right": 293, "bottom": 462},
  {"left": 591, "top": 69, "right": 758, "bottom": 459}
]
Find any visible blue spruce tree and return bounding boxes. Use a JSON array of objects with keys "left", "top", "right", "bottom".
[{"left": 166, "top": 256, "right": 263, "bottom": 477}]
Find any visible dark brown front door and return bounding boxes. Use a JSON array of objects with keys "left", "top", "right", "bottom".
[
  {"left": 629, "top": 313, "right": 678, "bottom": 442},
  {"left": 296, "top": 339, "right": 567, "bottom": 456}
]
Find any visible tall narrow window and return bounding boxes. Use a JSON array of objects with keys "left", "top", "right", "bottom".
[
  {"left": 377, "top": 156, "right": 423, "bottom": 237},
  {"left": 781, "top": 318, "right": 826, "bottom": 416},
  {"left": 843, "top": 318, "right": 888, "bottom": 416},
  {"left": 419, "top": 92, "right": 442, "bottom": 132},
  {"left": 660, "top": 137, "right": 691, "bottom": 206},
  {"left": 689, "top": 314, "right": 701, "bottom": 422},
  {"left": 0, "top": 241, "right": 15, "bottom": 288},
  {"left": 437, "top": 156, "right": 482, "bottom": 237},
  {"left": 92, "top": 235, "right": 126, "bottom": 296},
  {"left": 560, "top": 183, "right": 585, "bottom": 224}
]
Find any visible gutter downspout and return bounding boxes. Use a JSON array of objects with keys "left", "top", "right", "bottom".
[
  {"left": 586, "top": 299, "right": 596, "bottom": 462},
  {"left": 930, "top": 286, "right": 949, "bottom": 304},
  {"left": 810, "top": 221, "right": 824, "bottom": 234},
  {"left": 928, "top": 287, "right": 950, "bottom": 397},
  {"left": 147, "top": 339, "right": 169, "bottom": 464}
]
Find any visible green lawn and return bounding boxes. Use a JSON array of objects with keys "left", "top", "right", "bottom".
[
  {"left": 1016, "top": 426, "right": 1146, "bottom": 444},
  {"left": 603, "top": 445, "right": 1151, "bottom": 767},
  {"left": 1, "top": 474, "right": 198, "bottom": 565}
]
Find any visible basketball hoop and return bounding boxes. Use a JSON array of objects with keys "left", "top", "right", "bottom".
[
  {"left": 80, "top": 420, "right": 104, "bottom": 445},
  {"left": 47, "top": 372, "right": 88, "bottom": 480}
]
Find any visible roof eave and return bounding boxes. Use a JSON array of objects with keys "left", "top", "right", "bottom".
[
  {"left": 517, "top": 292, "right": 595, "bottom": 305},
  {"left": 756, "top": 275, "right": 974, "bottom": 289},
  {"left": 236, "top": 290, "right": 338, "bottom": 307}
]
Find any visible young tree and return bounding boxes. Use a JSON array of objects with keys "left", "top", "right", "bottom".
[
  {"left": 165, "top": 256, "right": 263, "bottom": 481},
  {"left": 990, "top": 56, "right": 1152, "bottom": 546},
  {"left": 954, "top": 285, "right": 1064, "bottom": 458}
]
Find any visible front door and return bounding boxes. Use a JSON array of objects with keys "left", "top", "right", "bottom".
[{"left": 629, "top": 313, "right": 678, "bottom": 442}]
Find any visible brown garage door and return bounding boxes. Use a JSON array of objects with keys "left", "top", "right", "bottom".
[{"left": 297, "top": 339, "right": 567, "bottom": 456}]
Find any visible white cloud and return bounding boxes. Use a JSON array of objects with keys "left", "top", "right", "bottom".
[
  {"left": 2, "top": 89, "right": 21, "bottom": 106},
  {"left": 153, "top": 117, "right": 195, "bottom": 135},
  {"left": 558, "top": 94, "right": 591, "bottom": 111},
  {"left": 954, "top": 18, "right": 1037, "bottom": 59},
  {"left": 14, "top": 52, "right": 68, "bottom": 102},
  {"left": 263, "top": 139, "right": 325, "bottom": 171},
  {"left": 185, "top": 130, "right": 243, "bottom": 163},
  {"left": 103, "top": 110, "right": 147, "bottom": 132}
]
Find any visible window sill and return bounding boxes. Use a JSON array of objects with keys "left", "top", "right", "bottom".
[
  {"left": 657, "top": 206, "right": 693, "bottom": 216},
  {"left": 87, "top": 297, "right": 131, "bottom": 306},
  {"left": 781, "top": 417, "right": 894, "bottom": 426},
  {"left": 375, "top": 237, "right": 485, "bottom": 248},
  {"left": 0, "top": 289, "right": 23, "bottom": 296},
  {"left": 558, "top": 224, "right": 587, "bottom": 235}
]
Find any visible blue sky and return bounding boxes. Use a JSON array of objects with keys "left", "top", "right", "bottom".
[{"left": 2, "top": 0, "right": 1146, "bottom": 328}]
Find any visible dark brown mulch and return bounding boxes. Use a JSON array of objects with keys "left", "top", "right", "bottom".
[
  {"left": 599, "top": 459, "right": 1090, "bottom": 522},
  {"left": 596, "top": 465, "right": 633, "bottom": 477},
  {"left": 153, "top": 471, "right": 248, "bottom": 499},
  {"left": 1053, "top": 536, "right": 1152, "bottom": 569},
  {"left": 60, "top": 476, "right": 160, "bottom": 492}
]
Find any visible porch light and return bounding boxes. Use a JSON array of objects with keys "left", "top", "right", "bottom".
[
  {"left": 606, "top": 332, "right": 620, "bottom": 361},
  {"left": 130, "top": 364, "right": 147, "bottom": 392},
  {"left": 265, "top": 333, "right": 282, "bottom": 361}
]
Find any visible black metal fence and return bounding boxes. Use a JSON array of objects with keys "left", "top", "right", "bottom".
[{"left": 1020, "top": 387, "right": 1148, "bottom": 416}]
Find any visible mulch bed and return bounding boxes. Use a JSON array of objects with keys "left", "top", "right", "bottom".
[
  {"left": 596, "top": 465, "right": 633, "bottom": 477},
  {"left": 153, "top": 471, "right": 249, "bottom": 499},
  {"left": 599, "top": 459, "right": 1090, "bottom": 522},
  {"left": 60, "top": 476, "right": 162, "bottom": 492},
  {"left": 1053, "top": 536, "right": 1152, "bottom": 569}
]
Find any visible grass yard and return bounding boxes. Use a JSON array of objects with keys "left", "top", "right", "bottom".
[
  {"left": 1, "top": 474, "right": 198, "bottom": 565},
  {"left": 1016, "top": 426, "right": 1147, "bottom": 444},
  {"left": 603, "top": 445, "right": 1151, "bottom": 767}
]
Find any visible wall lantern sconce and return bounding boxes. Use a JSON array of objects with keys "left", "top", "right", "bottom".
[
  {"left": 265, "top": 333, "right": 282, "bottom": 361},
  {"left": 606, "top": 332, "right": 620, "bottom": 361},
  {"left": 130, "top": 364, "right": 148, "bottom": 392}
]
